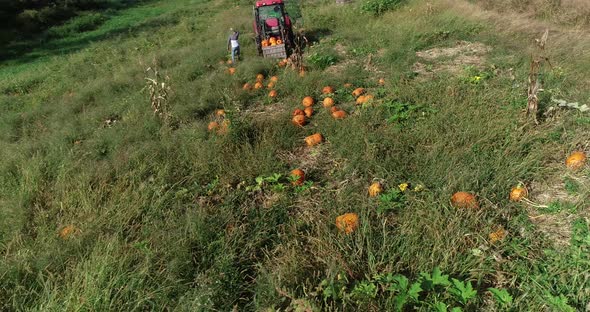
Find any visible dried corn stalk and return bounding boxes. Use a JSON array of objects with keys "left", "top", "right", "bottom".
[{"left": 145, "top": 66, "right": 172, "bottom": 123}]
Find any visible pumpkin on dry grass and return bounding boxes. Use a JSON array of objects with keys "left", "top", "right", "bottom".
[
  {"left": 215, "top": 109, "right": 225, "bottom": 117},
  {"left": 565, "top": 151, "right": 587, "bottom": 170},
  {"left": 292, "top": 115, "right": 307, "bottom": 127},
  {"left": 509, "top": 186, "right": 528, "bottom": 202},
  {"left": 489, "top": 228, "right": 507, "bottom": 243},
  {"left": 208, "top": 121, "right": 219, "bottom": 132},
  {"left": 451, "top": 192, "right": 479, "bottom": 209},
  {"left": 332, "top": 110, "right": 347, "bottom": 119},
  {"left": 323, "top": 97, "right": 335, "bottom": 107},
  {"left": 302, "top": 96, "right": 315, "bottom": 107},
  {"left": 368, "top": 182, "right": 383, "bottom": 197},
  {"left": 290, "top": 169, "right": 305, "bottom": 186},
  {"left": 59, "top": 225, "right": 78, "bottom": 239},
  {"left": 336, "top": 213, "right": 359, "bottom": 234},
  {"left": 304, "top": 107, "right": 313, "bottom": 118},
  {"left": 352, "top": 87, "right": 365, "bottom": 97},
  {"left": 305, "top": 133, "right": 323, "bottom": 146}
]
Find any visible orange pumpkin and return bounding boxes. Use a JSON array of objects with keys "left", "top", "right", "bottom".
[
  {"left": 343, "top": 83, "right": 353, "bottom": 88},
  {"left": 268, "top": 90, "right": 277, "bottom": 98},
  {"left": 378, "top": 78, "right": 385, "bottom": 86},
  {"left": 368, "top": 182, "right": 383, "bottom": 197},
  {"left": 254, "top": 81, "right": 264, "bottom": 89},
  {"left": 290, "top": 169, "right": 305, "bottom": 186},
  {"left": 509, "top": 186, "right": 528, "bottom": 202},
  {"left": 323, "top": 97, "right": 335, "bottom": 107},
  {"left": 336, "top": 213, "right": 359, "bottom": 234},
  {"left": 270, "top": 76, "right": 279, "bottom": 82},
  {"left": 292, "top": 114, "right": 307, "bottom": 127},
  {"left": 267, "top": 82, "right": 275, "bottom": 89},
  {"left": 332, "top": 110, "right": 347, "bottom": 119},
  {"left": 208, "top": 121, "right": 219, "bottom": 132},
  {"left": 451, "top": 192, "right": 479, "bottom": 209},
  {"left": 304, "top": 107, "right": 313, "bottom": 118},
  {"left": 256, "top": 73, "right": 265, "bottom": 81},
  {"left": 302, "top": 96, "right": 315, "bottom": 107},
  {"left": 293, "top": 109, "right": 305, "bottom": 116},
  {"left": 228, "top": 67, "right": 236, "bottom": 75},
  {"left": 215, "top": 109, "right": 225, "bottom": 117},
  {"left": 330, "top": 106, "right": 339, "bottom": 113},
  {"left": 489, "top": 228, "right": 507, "bottom": 243},
  {"left": 243, "top": 83, "right": 252, "bottom": 90},
  {"left": 218, "top": 119, "right": 230, "bottom": 135},
  {"left": 59, "top": 224, "right": 77, "bottom": 239},
  {"left": 356, "top": 95, "right": 367, "bottom": 105},
  {"left": 278, "top": 59, "right": 286, "bottom": 67},
  {"left": 565, "top": 151, "right": 587, "bottom": 170},
  {"left": 269, "top": 37, "right": 277, "bottom": 45},
  {"left": 352, "top": 87, "right": 365, "bottom": 97},
  {"left": 261, "top": 39, "right": 269, "bottom": 47},
  {"left": 305, "top": 133, "right": 323, "bottom": 146},
  {"left": 276, "top": 39, "right": 283, "bottom": 45},
  {"left": 322, "top": 86, "right": 335, "bottom": 94}
]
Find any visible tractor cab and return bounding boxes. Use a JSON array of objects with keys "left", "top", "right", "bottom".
[{"left": 253, "top": 0, "right": 294, "bottom": 58}]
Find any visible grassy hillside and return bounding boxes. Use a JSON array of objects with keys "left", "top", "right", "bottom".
[{"left": 1, "top": 0, "right": 589, "bottom": 310}]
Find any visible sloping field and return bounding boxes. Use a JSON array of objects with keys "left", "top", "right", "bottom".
[{"left": 1, "top": 0, "right": 589, "bottom": 310}]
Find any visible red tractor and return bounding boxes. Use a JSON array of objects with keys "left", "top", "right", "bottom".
[{"left": 253, "top": 0, "right": 294, "bottom": 58}]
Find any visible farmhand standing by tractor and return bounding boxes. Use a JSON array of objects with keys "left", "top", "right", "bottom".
[{"left": 228, "top": 28, "right": 240, "bottom": 63}]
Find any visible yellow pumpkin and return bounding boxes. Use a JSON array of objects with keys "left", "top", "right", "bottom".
[
  {"left": 336, "top": 213, "right": 359, "bottom": 234},
  {"left": 451, "top": 192, "right": 479, "bottom": 209},
  {"left": 368, "top": 182, "right": 383, "bottom": 197},
  {"left": 302, "top": 96, "right": 315, "bottom": 107},
  {"left": 269, "top": 37, "right": 277, "bottom": 45},
  {"left": 565, "top": 151, "right": 587, "bottom": 170},
  {"left": 290, "top": 169, "right": 305, "bottom": 186},
  {"left": 509, "top": 186, "right": 528, "bottom": 202},
  {"left": 305, "top": 133, "right": 323, "bottom": 146}
]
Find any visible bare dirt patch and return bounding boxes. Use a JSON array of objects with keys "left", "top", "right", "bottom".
[{"left": 412, "top": 41, "right": 491, "bottom": 78}]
